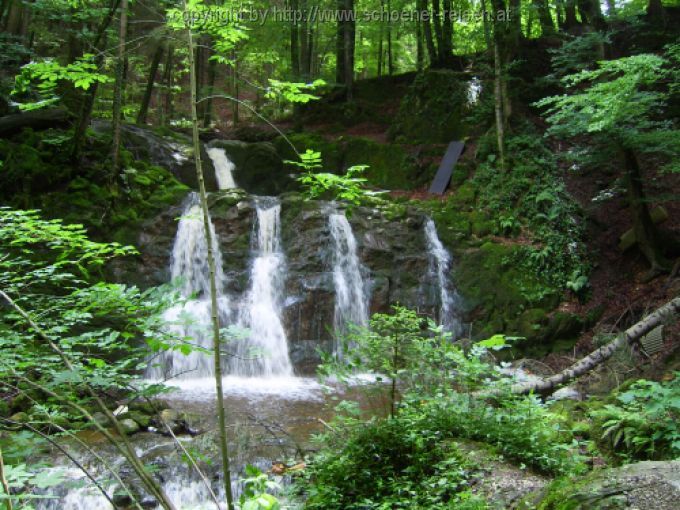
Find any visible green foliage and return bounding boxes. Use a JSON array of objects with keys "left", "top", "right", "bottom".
[
  {"left": 473, "top": 131, "right": 589, "bottom": 294},
  {"left": 303, "top": 309, "right": 585, "bottom": 509},
  {"left": 537, "top": 49, "right": 680, "bottom": 173},
  {"left": 265, "top": 79, "right": 326, "bottom": 104},
  {"left": 291, "top": 149, "right": 382, "bottom": 206},
  {"left": 240, "top": 465, "right": 282, "bottom": 510},
  {"left": 0, "top": 208, "right": 171, "bottom": 436},
  {"left": 301, "top": 415, "right": 478, "bottom": 510},
  {"left": 590, "top": 375, "right": 680, "bottom": 461},
  {"left": 12, "top": 55, "right": 112, "bottom": 110}
]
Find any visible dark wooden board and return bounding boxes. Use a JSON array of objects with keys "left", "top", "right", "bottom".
[{"left": 428, "top": 141, "right": 465, "bottom": 194}]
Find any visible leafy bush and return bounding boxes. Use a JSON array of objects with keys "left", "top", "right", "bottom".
[
  {"left": 301, "top": 413, "right": 478, "bottom": 510},
  {"left": 590, "top": 375, "right": 680, "bottom": 461},
  {"left": 473, "top": 130, "right": 589, "bottom": 294}
]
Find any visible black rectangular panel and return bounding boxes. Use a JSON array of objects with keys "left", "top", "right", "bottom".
[{"left": 428, "top": 141, "right": 465, "bottom": 194}]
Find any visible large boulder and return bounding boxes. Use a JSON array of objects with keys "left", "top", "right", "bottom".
[
  {"left": 528, "top": 461, "right": 680, "bottom": 510},
  {"left": 91, "top": 121, "right": 218, "bottom": 191}
]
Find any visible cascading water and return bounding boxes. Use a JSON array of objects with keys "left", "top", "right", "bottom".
[
  {"left": 329, "top": 211, "right": 369, "bottom": 355},
  {"left": 146, "top": 193, "right": 230, "bottom": 380},
  {"left": 231, "top": 197, "right": 293, "bottom": 377},
  {"left": 206, "top": 147, "right": 238, "bottom": 190},
  {"left": 424, "top": 218, "right": 462, "bottom": 337}
]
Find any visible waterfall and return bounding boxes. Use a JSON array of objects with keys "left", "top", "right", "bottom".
[
  {"left": 147, "top": 193, "right": 230, "bottom": 380},
  {"left": 424, "top": 218, "right": 462, "bottom": 337},
  {"left": 467, "top": 76, "right": 482, "bottom": 105},
  {"left": 206, "top": 147, "right": 237, "bottom": 190},
  {"left": 231, "top": 197, "right": 293, "bottom": 377},
  {"left": 329, "top": 212, "right": 369, "bottom": 354}
]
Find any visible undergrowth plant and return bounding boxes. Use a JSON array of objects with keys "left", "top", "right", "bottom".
[{"left": 590, "top": 375, "right": 680, "bottom": 461}]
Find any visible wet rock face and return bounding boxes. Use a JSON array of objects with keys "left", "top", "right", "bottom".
[{"left": 130, "top": 192, "right": 442, "bottom": 374}]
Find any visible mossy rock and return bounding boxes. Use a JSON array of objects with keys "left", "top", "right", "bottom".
[
  {"left": 455, "top": 241, "right": 559, "bottom": 341},
  {"left": 388, "top": 69, "right": 468, "bottom": 144},
  {"left": 531, "top": 461, "right": 680, "bottom": 510}
]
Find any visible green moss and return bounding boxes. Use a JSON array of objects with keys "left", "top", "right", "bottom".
[
  {"left": 469, "top": 210, "right": 494, "bottom": 237},
  {"left": 389, "top": 70, "right": 468, "bottom": 144}
]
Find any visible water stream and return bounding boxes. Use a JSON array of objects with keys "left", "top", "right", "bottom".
[
  {"left": 424, "top": 218, "right": 462, "bottom": 337},
  {"left": 328, "top": 211, "right": 369, "bottom": 357},
  {"left": 206, "top": 147, "right": 237, "bottom": 190},
  {"left": 231, "top": 197, "right": 293, "bottom": 377}
]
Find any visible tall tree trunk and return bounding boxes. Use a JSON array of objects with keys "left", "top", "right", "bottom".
[
  {"left": 136, "top": 44, "right": 164, "bottom": 125},
  {"left": 231, "top": 51, "right": 239, "bottom": 125},
  {"left": 493, "top": 39, "right": 506, "bottom": 171},
  {"left": 441, "top": 0, "right": 453, "bottom": 65},
  {"left": 162, "top": 44, "right": 174, "bottom": 126},
  {"left": 335, "top": 0, "right": 346, "bottom": 84},
  {"left": 70, "top": 0, "right": 119, "bottom": 159},
  {"left": 535, "top": 0, "right": 555, "bottom": 36},
  {"left": 345, "top": 0, "right": 355, "bottom": 99},
  {"left": 623, "top": 148, "right": 669, "bottom": 272},
  {"left": 111, "top": 0, "right": 128, "bottom": 176},
  {"left": 4, "top": 0, "right": 24, "bottom": 35},
  {"left": 481, "top": 0, "right": 492, "bottom": 48},
  {"left": 564, "top": 0, "right": 578, "bottom": 28},
  {"left": 416, "top": 7, "right": 424, "bottom": 71},
  {"left": 387, "top": 0, "right": 393, "bottom": 74},
  {"left": 377, "top": 4, "right": 383, "bottom": 77},
  {"left": 431, "top": 0, "right": 444, "bottom": 66},
  {"left": 290, "top": 0, "right": 300, "bottom": 79},
  {"left": 203, "top": 49, "right": 217, "bottom": 127},
  {"left": 419, "top": 0, "right": 437, "bottom": 65}
]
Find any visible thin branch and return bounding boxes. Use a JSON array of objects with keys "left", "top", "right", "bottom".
[{"left": 1, "top": 419, "right": 117, "bottom": 509}]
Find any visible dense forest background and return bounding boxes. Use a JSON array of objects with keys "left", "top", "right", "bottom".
[{"left": 0, "top": 0, "right": 679, "bottom": 509}]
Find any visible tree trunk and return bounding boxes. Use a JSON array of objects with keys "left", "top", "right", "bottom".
[
  {"left": 202, "top": 49, "right": 217, "bottom": 127},
  {"left": 564, "top": 0, "right": 578, "bottom": 29},
  {"left": 111, "top": 0, "right": 128, "bottom": 175},
  {"left": 70, "top": 0, "right": 119, "bottom": 159},
  {"left": 441, "top": 0, "right": 453, "bottom": 65},
  {"left": 345, "top": 0, "right": 355, "bottom": 99},
  {"left": 513, "top": 297, "right": 680, "bottom": 396},
  {"left": 535, "top": 0, "right": 555, "bottom": 36},
  {"left": 431, "top": 0, "right": 444, "bottom": 66},
  {"left": 335, "top": 0, "right": 346, "bottom": 84},
  {"left": 646, "top": 0, "right": 664, "bottom": 20},
  {"left": 623, "top": 148, "right": 669, "bottom": 272},
  {"left": 290, "top": 0, "right": 300, "bottom": 79},
  {"left": 387, "top": 0, "right": 393, "bottom": 74},
  {"left": 416, "top": 7, "right": 424, "bottom": 71},
  {"left": 162, "top": 44, "right": 174, "bottom": 125},
  {"left": 136, "top": 44, "right": 164, "bottom": 125},
  {"left": 493, "top": 39, "right": 506, "bottom": 171},
  {"left": 419, "top": 0, "right": 437, "bottom": 65},
  {"left": 377, "top": 4, "right": 383, "bottom": 77},
  {"left": 231, "top": 51, "right": 239, "bottom": 125},
  {"left": 184, "top": 12, "right": 236, "bottom": 510}
]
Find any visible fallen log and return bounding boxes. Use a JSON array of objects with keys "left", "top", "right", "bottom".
[
  {"left": 0, "top": 108, "right": 73, "bottom": 138},
  {"left": 513, "top": 297, "right": 680, "bottom": 396}
]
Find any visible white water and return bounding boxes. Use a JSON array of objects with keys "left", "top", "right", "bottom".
[
  {"left": 147, "top": 194, "right": 230, "bottom": 380},
  {"left": 467, "top": 76, "right": 482, "bottom": 105},
  {"left": 206, "top": 147, "right": 237, "bottom": 190},
  {"left": 231, "top": 198, "right": 293, "bottom": 377},
  {"left": 329, "top": 212, "right": 369, "bottom": 355},
  {"left": 424, "top": 218, "right": 462, "bottom": 337}
]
